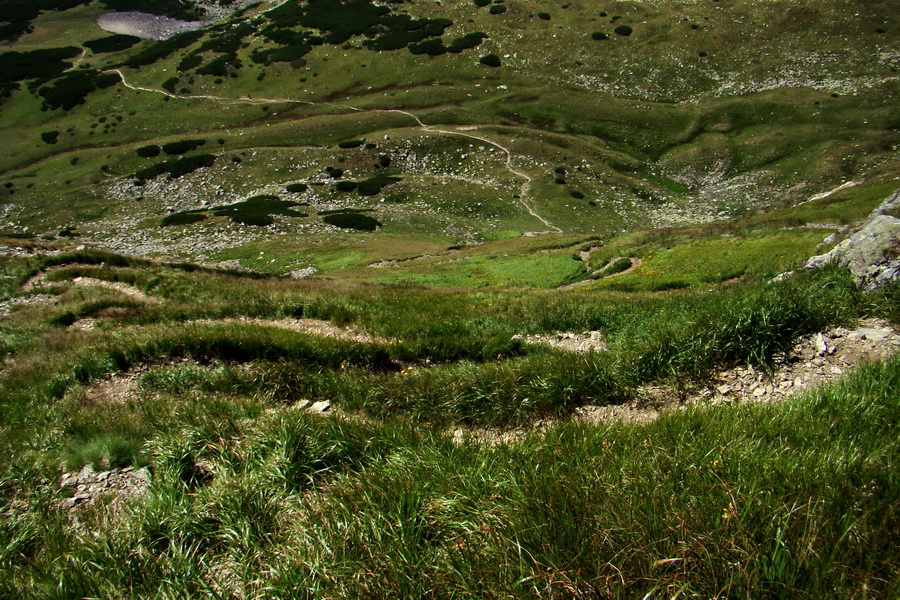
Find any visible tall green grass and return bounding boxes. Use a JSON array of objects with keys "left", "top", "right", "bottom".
[{"left": 2, "top": 356, "right": 897, "bottom": 597}]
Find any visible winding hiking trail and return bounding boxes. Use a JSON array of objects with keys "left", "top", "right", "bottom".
[{"left": 106, "top": 69, "right": 560, "bottom": 234}]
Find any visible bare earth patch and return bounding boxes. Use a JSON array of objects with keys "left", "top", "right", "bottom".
[{"left": 211, "top": 317, "right": 388, "bottom": 344}]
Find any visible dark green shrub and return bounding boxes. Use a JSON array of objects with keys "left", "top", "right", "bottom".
[
  {"left": 409, "top": 38, "right": 447, "bottom": 56},
  {"left": 133, "top": 154, "right": 215, "bottom": 183},
  {"left": 338, "top": 140, "right": 365, "bottom": 149},
  {"left": 335, "top": 181, "right": 358, "bottom": 192},
  {"left": 328, "top": 168, "right": 344, "bottom": 178},
  {"left": 0, "top": 22, "right": 32, "bottom": 44},
  {"left": 0, "top": 46, "right": 81, "bottom": 85},
  {"left": 537, "top": 12, "right": 550, "bottom": 20},
  {"left": 377, "top": 154, "right": 391, "bottom": 168},
  {"left": 323, "top": 211, "right": 382, "bottom": 231},
  {"left": 124, "top": 30, "right": 205, "bottom": 68},
  {"left": 162, "top": 77, "right": 179, "bottom": 93},
  {"left": 161, "top": 212, "right": 207, "bottom": 226},
  {"left": 554, "top": 177, "right": 566, "bottom": 184},
  {"left": 197, "top": 53, "right": 241, "bottom": 76},
  {"left": 136, "top": 145, "right": 161, "bottom": 158},
  {"left": 357, "top": 174, "right": 400, "bottom": 196},
  {"left": 614, "top": 25, "right": 633, "bottom": 36},
  {"left": 285, "top": 183, "right": 308, "bottom": 193},
  {"left": 40, "top": 130, "right": 59, "bottom": 144},
  {"left": 489, "top": 4, "right": 507, "bottom": 14},
  {"left": 474, "top": 0, "right": 490, "bottom": 6},
  {"left": 37, "top": 69, "right": 119, "bottom": 110},
  {"left": 212, "top": 195, "right": 308, "bottom": 226},
  {"left": 162, "top": 139, "right": 205, "bottom": 155},
  {"left": 177, "top": 53, "right": 203, "bottom": 72},
  {"left": 83, "top": 34, "right": 140, "bottom": 53},
  {"left": 447, "top": 32, "right": 487, "bottom": 52},
  {"left": 554, "top": 166, "right": 567, "bottom": 174},
  {"left": 479, "top": 54, "right": 501, "bottom": 67},
  {"left": 570, "top": 190, "right": 584, "bottom": 199},
  {"left": 591, "top": 31, "right": 608, "bottom": 40}
]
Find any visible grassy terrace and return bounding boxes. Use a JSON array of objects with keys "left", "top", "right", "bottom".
[
  {"left": 0, "top": 235, "right": 898, "bottom": 594},
  {"left": 0, "top": 248, "right": 898, "bottom": 596},
  {"left": 1, "top": 0, "right": 898, "bottom": 595}
]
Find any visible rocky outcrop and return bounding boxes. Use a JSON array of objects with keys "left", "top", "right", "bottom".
[
  {"left": 794, "top": 190, "right": 900, "bottom": 291},
  {"left": 59, "top": 464, "right": 151, "bottom": 514}
]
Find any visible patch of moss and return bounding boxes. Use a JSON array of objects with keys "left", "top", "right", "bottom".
[{"left": 37, "top": 70, "right": 120, "bottom": 111}]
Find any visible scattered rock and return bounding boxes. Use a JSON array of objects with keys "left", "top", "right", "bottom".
[
  {"left": 576, "top": 318, "right": 899, "bottom": 426},
  {"left": 289, "top": 266, "right": 318, "bottom": 279},
  {"left": 513, "top": 331, "right": 605, "bottom": 353},
  {"left": 58, "top": 465, "right": 152, "bottom": 516},
  {"left": 309, "top": 400, "right": 332, "bottom": 413}
]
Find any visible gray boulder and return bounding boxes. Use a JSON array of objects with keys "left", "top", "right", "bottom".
[{"left": 800, "top": 190, "right": 900, "bottom": 291}]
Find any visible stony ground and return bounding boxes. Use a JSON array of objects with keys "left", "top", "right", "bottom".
[{"left": 576, "top": 318, "right": 900, "bottom": 426}]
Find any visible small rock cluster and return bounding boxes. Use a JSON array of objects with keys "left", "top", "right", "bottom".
[
  {"left": 703, "top": 320, "right": 900, "bottom": 405},
  {"left": 513, "top": 331, "right": 605, "bottom": 353},
  {"left": 294, "top": 399, "right": 332, "bottom": 413},
  {"left": 575, "top": 319, "right": 899, "bottom": 426},
  {"left": 59, "top": 464, "right": 151, "bottom": 513}
]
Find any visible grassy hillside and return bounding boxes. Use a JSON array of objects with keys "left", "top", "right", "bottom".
[
  {"left": 0, "top": 0, "right": 897, "bottom": 270},
  {"left": 1, "top": 0, "right": 899, "bottom": 596}
]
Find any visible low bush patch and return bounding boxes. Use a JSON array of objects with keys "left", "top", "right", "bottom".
[
  {"left": 83, "top": 34, "right": 141, "bottom": 53},
  {"left": 479, "top": 53, "right": 501, "bottom": 67},
  {"left": 323, "top": 211, "right": 382, "bottom": 231},
  {"left": 162, "top": 139, "right": 205, "bottom": 155},
  {"left": 212, "top": 195, "right": 308, "bottom": 226}
]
